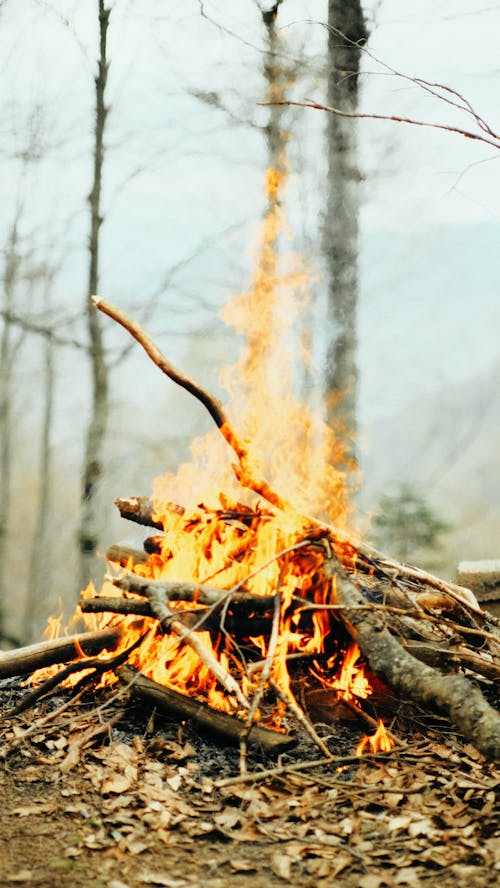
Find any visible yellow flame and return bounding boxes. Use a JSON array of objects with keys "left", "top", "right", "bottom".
[
  {"left": 355, "top": 720, "right": 395, "bottom": 756},
  {"left": 33, "top": 161, "right": 361, "bottom": 727}
]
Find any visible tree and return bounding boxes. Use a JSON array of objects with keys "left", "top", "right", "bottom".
[
  {"left": 24, "top": 263, "right": 56, "bottom": 641},
  {"left": 0, "top": 214, "right": 21, "bottom": 642},
  {"left": 78, "top": 0, "right": 111, "bottom": 589},
  {"left": 323, "top": 1, "right": 368, "bottom": 466},
  {"left": 372, "top": 482, "right": 451, "bottom": 566}
]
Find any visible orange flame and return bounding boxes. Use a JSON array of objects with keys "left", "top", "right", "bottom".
[
  {"left": 33, "top": 162, "right": 379, "bottom": 751},
  {"left": 355, "top": 719, "right": 395, "bottom": 756}
]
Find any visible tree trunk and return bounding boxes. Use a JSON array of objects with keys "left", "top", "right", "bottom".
[
  {"left": 0, "top": 219, "right": 21, "bottom": 640},
  {"left": 24, "top": 270, "right": 55, "bottom": 641},
  {"left": 323, "top": 0, "right": 368, "bottom": 465},
  {"left": 79, "top": 0, "right": 110, "bottom": 589}
]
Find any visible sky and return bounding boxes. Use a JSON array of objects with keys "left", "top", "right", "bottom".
[{"left": 1, "top": 0, "right": 499, "bottom": 470}]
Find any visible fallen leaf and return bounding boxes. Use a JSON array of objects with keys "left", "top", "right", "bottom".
[
  {"left": 12, "top": 803, "right": 56, "bottom": 817},
  {"left": 408, "top": 818, "right": 435, "bottom": 838},
  {"left": 229, "top": 859, "right": 257, "bottom": 872},
  {"left": 122, "top": 837, "right": 149, "bottom": 855},
  {"left": 139, "top": 874, "right": 188, "bottom": 887},
  {"left": 214, "top": 808, "right": 242, "bottom": 830},
  {"left": 331, "top": 852, "right": 353, "bottom": 877},
  {"left": 358, "top": 875, "right": 385, "bottom": 888},
  {"left": 270, "top": 851, "right": 293, "bottom": 881},
  {"left": 166, "top": 774, "right": 182, "bottom": 792},
  {"left": 388, "top": 815, "right": 413, "bottom": 832},
  {"left": 394, "top": 867, "right": 422, "bottom": 886},
  {"left": 102, "top": 767, "right": 137, "bottom": 794}
]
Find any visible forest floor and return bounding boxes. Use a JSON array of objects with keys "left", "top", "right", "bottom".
[{"left": 0, "top": 679, "right": 498, "bottom": 888}]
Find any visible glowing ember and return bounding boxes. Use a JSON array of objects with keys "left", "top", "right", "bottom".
[{"left": 311, "top": 643, "right": 373, "bottom": 702}]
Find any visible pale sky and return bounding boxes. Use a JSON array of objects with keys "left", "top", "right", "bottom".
[{"left": 1, "top": 0, "right": 499, "bottom": 436}]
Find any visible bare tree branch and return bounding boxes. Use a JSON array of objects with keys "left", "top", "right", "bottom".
[{"left": 265, "top": 99, "right": 500, "bottom": 151}]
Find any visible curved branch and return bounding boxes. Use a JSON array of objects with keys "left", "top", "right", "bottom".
[
  {"left": 92, "top": 296, "right": 288, "bottom": 511},
  {"left": 265, "top": 100, "right": 500, "bottom": 151}
]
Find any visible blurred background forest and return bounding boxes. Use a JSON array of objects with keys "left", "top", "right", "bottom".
[{"left": 1, "top": 0, "right": 499, "bottom": 644}]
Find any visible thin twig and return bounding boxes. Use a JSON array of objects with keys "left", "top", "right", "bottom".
[
  {"left": 270, "top": 679, "right": 332, "bottom": 759},
  {"left": 265, "top": 99, "right": 500, "bottom": 151},
  {"left": 240, "top": 587, "right": 283, "bottom": 775},
  {"left": 213, "top": 750, "right": 392, "bottom": 789},
  {"left": 93, "top": 296, "right": 289, "bottom": 511}
]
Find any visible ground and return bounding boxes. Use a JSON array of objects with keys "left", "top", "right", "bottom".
[{"left": 0, "top": 681, "right": 498, "bottom": 888}]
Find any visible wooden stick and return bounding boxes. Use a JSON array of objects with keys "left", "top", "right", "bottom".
[
  {"left": 114, "top": 497, "right": 164, "bottom": 530},
  {"left": 4, "top": 631, "right": 148, "bottom": 718},
  {"left": 110, "top": 571, "right": 274, "bottom": 613},
  {"left": 80, "top": 595, "right": 272, "bottom": 636},
  {"left": 118, "top": 665, "right": 296, "bottom": 755},
  {"left": 270, "top": 679, "right": 333, "bottom": 759},
  {"left": 142, "top": 583, "right": 250, "bottom": 711},
  {"left": 93, "top": 296, "right": 288, "bottom": 512},
  {"left": 330, "top": 565, "right": 500, "bottom": 761},
  {"left": 106, "top": 544, "right": 149, "bottom": 566},
  {"left": 0, "top": 628, "right": 121, "bottom": 679}
]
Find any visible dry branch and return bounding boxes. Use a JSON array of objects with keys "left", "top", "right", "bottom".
[
  {"left": 114, "top": 497, "right": 164, "bottom": 530},
  {"left": 0, "top": 628, "right": 120, "bottom": 679},
  {"left": 110, "top": 571, "right": 274, "bottom": 614},
  {"left": 80, "top": 595, "right": 271, "bottom": 636},
  {"left": 267, "top": 99, "right": 500, "bottom": 152},
  {"left": 118, "top": 664, "right": 296, "bottom": 755},
  {"left": 93, "top": 296, "right": 288, "bottom": 511},
  {"left": 330, "top": 567, "right": 500, "bottom": 761},
  {"left": 106, "top": 543, "right": 149, "bottom": 565}
]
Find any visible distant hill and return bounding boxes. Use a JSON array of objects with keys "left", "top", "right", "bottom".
[
  {"left": 358, "top": 221, "right": 500, "bottom": 428},
  {"left": 359, "top": 354, "right": 500, "bottom": 575}
]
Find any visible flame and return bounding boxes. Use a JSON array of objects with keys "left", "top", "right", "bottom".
[
  {"left": 33, "top": 159, "right": 388, "bottom": 752},
  {"left": 355, "top": 719, "right": 395, "bottom": 756},
  {"left": 43, "top": 611, "right": 64, "bottom": 641}
]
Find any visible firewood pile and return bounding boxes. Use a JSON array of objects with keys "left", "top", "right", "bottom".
[{"left": 1, "top": 298, "right": 499, "bottom": 766}]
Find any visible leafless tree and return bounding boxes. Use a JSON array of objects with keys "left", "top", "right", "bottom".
[
  {"left": 79, "top": 0, "right": 111, "bottom": 589},
  {"left": 323, "top": 2, "right": 368, "bottom": 467},
  {"left": 0, "top": 213, "right": 22, "bottom": 641},
  {"left": 24, "top": 264, "right": 57, "bottom": 641}
]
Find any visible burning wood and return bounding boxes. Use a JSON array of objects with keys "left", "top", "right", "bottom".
[
  {"left": 5, "top": 297, "right": 499, "bottom": 765},
  {"left": 118, "top": 665, "right": 296, "bottom": 755},
  {"left": 0, "top": 628, "right": 120, "bottom": 679}
]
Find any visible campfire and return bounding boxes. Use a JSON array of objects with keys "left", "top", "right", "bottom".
[
  {"left": 1, "top": 293, "right": 498, "bottom": 764},
  {"left": 1, "top": 166, "right": 499, "bottom": 765}
]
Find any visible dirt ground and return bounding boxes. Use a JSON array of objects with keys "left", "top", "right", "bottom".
[{"left": 0, "top": 681, "right": 498, "bottom": 888}]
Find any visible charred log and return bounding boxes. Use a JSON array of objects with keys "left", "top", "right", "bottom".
[
  {"left": 0, "top": 628, "right": 120, "bottom": 679},
  {"left": 118, "top": 664, "right": 296, "bottom": 755},
  {"left": 80, "top": 596, "right": 272, "bottom": 636},
  {"left": 115, "top": 496, "right": 164, "bottom": 530}
]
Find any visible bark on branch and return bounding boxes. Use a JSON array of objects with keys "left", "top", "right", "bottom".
[
  {"left": 93, "top": 296, "right": 288, "bottom": 511},
  {"left": 0, "top": 628, "right": 120, "bottom": 679},
  {"left": 331, "top": 567, "right": 500, "bottom": 761},
  {"left": 118, "top": 664, "right": 296, "bottom": 755}
]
